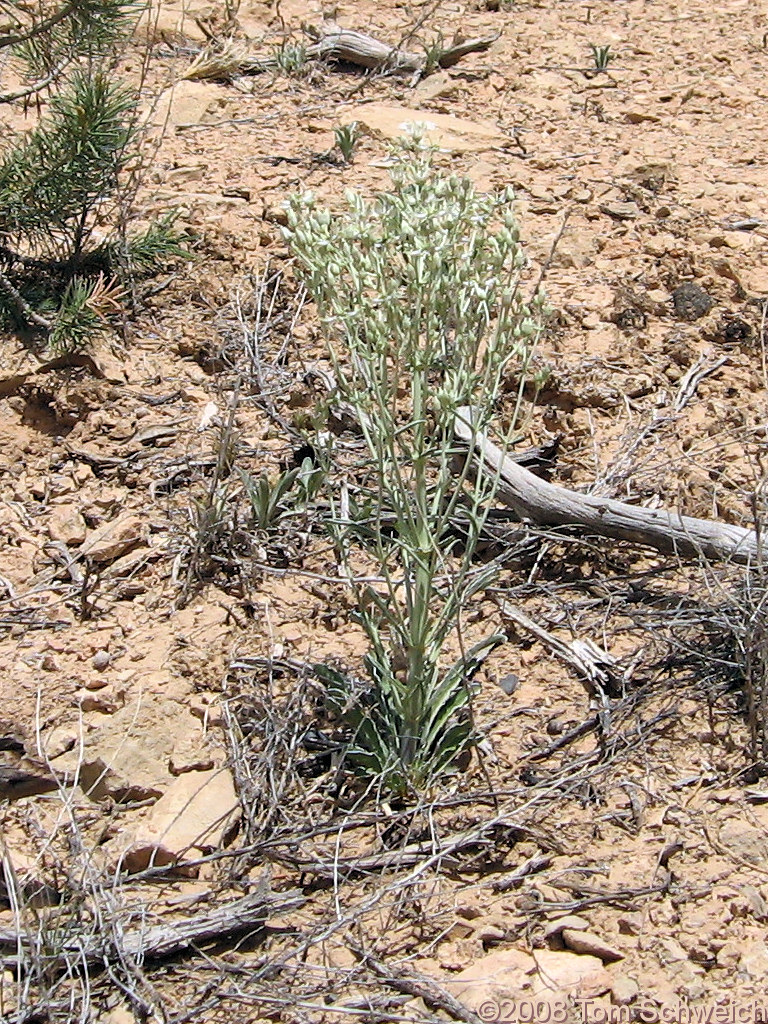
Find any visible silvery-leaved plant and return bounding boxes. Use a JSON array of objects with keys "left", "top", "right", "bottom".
[{"left": 285, "top": 141, "right": 543, "bottom": 797}]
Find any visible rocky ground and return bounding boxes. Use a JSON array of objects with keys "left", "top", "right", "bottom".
[{"left": 2, "top": 0, "right": 768, "bottom": 1021}]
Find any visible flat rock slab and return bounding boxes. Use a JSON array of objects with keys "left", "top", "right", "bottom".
[
  {"left": 446, "top": 947, "right": 612, "bottom": 1014},
  {"left": 47, "top": 504, "right": 88, "bottom": 546},
  {"left": 79, "top": 513, "right": 146, "bottom": 564},
  {"left": 122, "top": 768, "right": 239, "bottom": 873},
  {"left": 347, "top": 104, "right": 507, "bottom": 153},
  {"left": 148, "top": 80, "right": 220, "bottom": 129},
  {"left": 70, "top": 698, "right": 217, "bottom": 803}
]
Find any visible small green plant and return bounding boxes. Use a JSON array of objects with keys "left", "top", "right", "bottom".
[
  {"left": 118, "top": 214, "right": 192, "bottom": 277},
  {"left": 273, "top": 41, "right": 308, "bottom": 76},
  {"left": 241, "top": 458, "right": 324, "bottom": 531},
  {"left": 286, "top": 139, "right": 542, "bottom": 796},
  {"left": 48, "top": 273, "right": 125, "bottom": 355},
  {"left": 589, "top": 43, "right": 614, "bottom": 72},
  {"left": 422, "top": 32, "right": 445, "bottom": 76},
  {"left": 0, "top": 71, "right": 136, "bottom": 255},
  {"left": 334, "top": 122, "right": 361, "bottom": 165}
]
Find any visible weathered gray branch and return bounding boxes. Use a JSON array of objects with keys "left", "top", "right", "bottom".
[
  {"left": 184, "top": 25, "right": 499, "bottom": 83},
  {"left": 305, "top": 23, "right": 499, "bottom": 73},
  {"left": 455, "top": 407, "right": 760, "bottom": 565},
  {"left": 0, "top": 889, "right": 305, "bottom": 967}
]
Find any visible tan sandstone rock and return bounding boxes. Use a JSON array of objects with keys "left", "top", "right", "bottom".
[{"left": 122, "top": 768, "right": 239, "bottom": 873}]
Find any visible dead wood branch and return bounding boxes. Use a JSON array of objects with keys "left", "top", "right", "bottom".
[
  {"left": 491, "top": 852, "right": 552, "bottom": 892},
  {"left": 305, "top": 23, "right": 499, "bottom": 73},
  {"left": 185, "top": 25, "right": 500, "bottom": 81},
  {"left": 350, "top": 942, "right": 483, "bottom": 1024},
  {"left": 501, "top": 603, "right": 617, "bottom": 690},
  {"left": 539, "top": 880, "right": 669, "bottom": 914},
  {"left": 273, "top": 829, "right": 496, "bottom": 878},
  {"left": 455, "top": 407, "right": 760, "bottom": 565},
  {"left": 0, "top": 889, "right": 304, "bottom": 969}
]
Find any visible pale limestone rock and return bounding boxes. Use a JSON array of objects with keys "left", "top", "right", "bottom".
[
  {"left": 448, "top": 947, "right": 611, "bottom": 1016},
  {"left": 80, "top": 514, "right": 145, "bottom": 564},
  {"left": 73, "top": 699, "right": 188, "bottom": 801},
  {"left": 532, "top": 949, "right": 613, "bottom": 999},
  {"left": 47, "top": 504, "right": 87, "bottom": 546},
  {"left": 561, "top": 928, "right": 624, "bottom": 963},
  {"left": 346, "top": 103, "right": 507, "bottom": 153},
  {"left": 412, "top": 71, "right": 458, "bottom": 103},
  {"left": 78, "top": 737, "right": 168, "bottom": 803},
  {"left": 122, "top": 768, "right": 239, "bottom": 873},
  {"left": 611, "top": 975, "right": 640, "bottom": 1006},
  {"left": 43, "top": 727, "right": 78, "bottom": 760},
  {"left": 148, "top": 80, "right": 220, "bottom": 130},
  {"left": 544, "top": 914, "right": 591, "bottom": 938}
]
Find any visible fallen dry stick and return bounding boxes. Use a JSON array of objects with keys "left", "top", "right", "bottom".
[
  {"left": 305, "top": 23, "right": 500, "bottom": 73},
  {"left": 0, "top": 889, "right": 305, "bottom": 968},
  {"left": 454, "top": 407, "right": 760, "bottom": 565},
  {"left": 184, "top": 25, "right": 500, "bottom": 82},
  {"left": 350, "top": 942, "right": 483, "bottom": 1024}
]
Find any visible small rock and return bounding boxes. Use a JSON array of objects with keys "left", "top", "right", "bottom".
[
  {"left": 455, "top": 904, "right": 483, "bottom": 920},
  {"left": 600, "top": 201, "right": 641, "bottom": 220},
  {"left": 169, "top": 734, "right": 216, "bottom": 776},
  {"left": 148, "top": 80, "right": 218, "bottom": 129},
  {"left": 611, "top": 975, "right": 639, "bottom": 1006},
  {"left": 1, "top": 969, "right": 17, "bottom": 1004},
  {"left": 617, "top": 912, "right": 644, "bottom": 935},
  {"left": 264, "top": 203, "right": 289, "bottom": 226},
  {"left": 165, "top": 163, "right": 208, "bottom": 184},
  {"left": 474, "top": 923, "right": 506, "bottom": 943},
  {"left": 740, "top": 884, "right": 768, "bottom": 921},
  {"left": 657, "top": 936, "right": 688, "bottom": 964},
  {"left": 77, "top": 687, "right": 121, "bottom": 714},
  {"left": 717, "top": 818, "right": 768, "bottom": 864},
  {"left": 532, "top": 949, "right": 612, "bottom": 998},
  {"left": 672, "top": 282, "right": 714, "bottom": 321},
  {"left": 90, "top": 486, "right": 127, "bottom": 511},
  {"left": 82, "top": 674, "right": 109, "bottom": 690},
  {"left": 445, "top": 919, "right": 475, "bottom": 940},
  {"left": 582, "top": 312, "right": 601, "bottom": 330},
  {"left": 92, "top": 650, "right": 111, "bottom": 671},
  {"left": 80, "top": 514, "right": 145, "bottom": 564},
  {"left": 715, "top": 940, "right": 742, "bottom": 970},
  {"left": 43, "top": 727, "right": 78, "bottom": 760},
  {"left": 450, "top": 947, "right": 611, "bottom": 1017},
  {"left": 496, "top": 673, "right": 519, "bottom": 696},
  {"left": 47, "top": 504, "right": 87, "bottom": 546},
  {"left": 189, "top": 695, "right": 224, "bottom": 729},
  {"left": 412, "top": 71, "right": 457, "bottom": 102},
  {"left": 122, "top": 768, "right": 239, "bottom": 873},
  {"left": 625, "top": 109, "right": 660, "bottom": 124},
  {"left": 561, "top": 928, "right": 624, "bottom": 963},
  {"left": 544, "top": 914, "right": 591, "bottom": 939},
  {"left": 78, "top": 741, "right": 167, "bottom": 803},
  {"left": 47, "top": 475, "right": 76, "bottom": 498},
  {"left": 346, "top": 102, "right": 507, "bottom": 153},
  {"left": 740, "top": 945, "right": 768, "bottom": 978}
]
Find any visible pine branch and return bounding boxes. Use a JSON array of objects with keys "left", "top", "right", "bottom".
[
  {"left": 0, "top": 59, "right": 68, "bottom": 103},
  {"left": 3, "top": 1, "right": 141, "bottom": 94},
  {"left": 0, "top": 268, "right": 52, "bottom": 328},
  {"left": 0, "top": 2, "right": 77, "bottom": 50}
]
